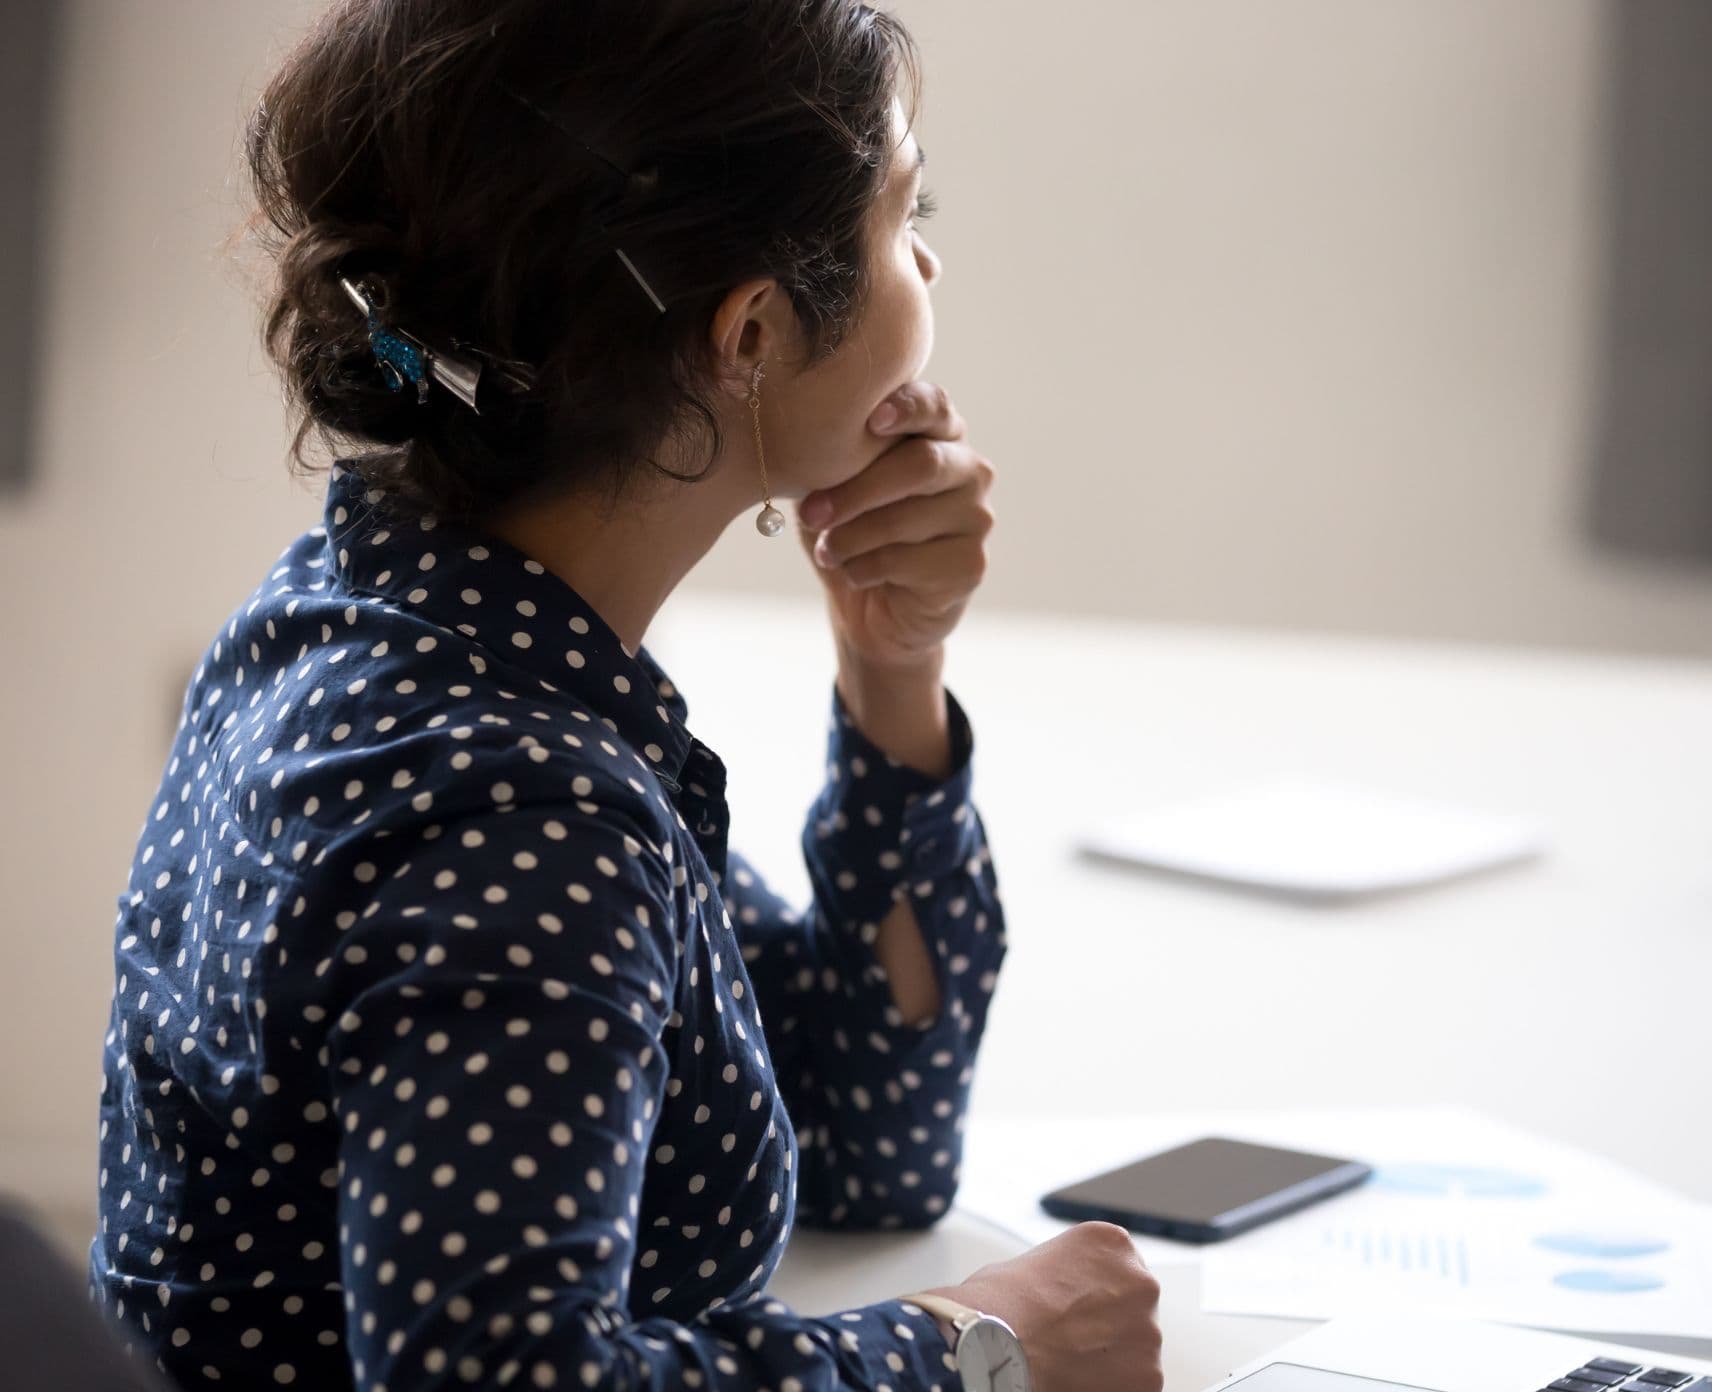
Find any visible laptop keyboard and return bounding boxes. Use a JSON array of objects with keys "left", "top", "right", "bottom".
[{"left": 1542, "top": 1361, "right": 1712, "bottom": 1392}]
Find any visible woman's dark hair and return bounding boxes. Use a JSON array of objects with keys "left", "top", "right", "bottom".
[{"left": 240, "top": 0, "right": 922, "bottom": 526}]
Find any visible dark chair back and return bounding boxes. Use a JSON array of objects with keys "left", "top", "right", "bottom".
[{"left": 0, "top": 1198, "right": 173, "bottom": 1392}]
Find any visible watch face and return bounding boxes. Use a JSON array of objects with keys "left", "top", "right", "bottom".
[{"left": 957, "top": 1316, "right": 1031, "bottom": 1392}]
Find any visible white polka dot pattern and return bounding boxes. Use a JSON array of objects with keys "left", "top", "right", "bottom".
[{"left": 89, "top": 461, "right": 1004, "bottom": 1390}]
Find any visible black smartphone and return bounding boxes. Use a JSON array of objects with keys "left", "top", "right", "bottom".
[{"left": 1039, "top": 1136, "right": 1373, "bottom": 1243}]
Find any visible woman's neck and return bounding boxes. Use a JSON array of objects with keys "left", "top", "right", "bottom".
[{"left": 476, "top": 455, "right": 769, "bottom": 656}]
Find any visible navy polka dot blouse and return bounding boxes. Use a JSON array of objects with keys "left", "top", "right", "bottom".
[{"left": 92, "top": 460, "right": 1008, "bottom": 1391}]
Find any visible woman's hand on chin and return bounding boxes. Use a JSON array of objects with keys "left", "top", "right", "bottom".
[{"left": 794, "top": 380, "right": 996, "bottom": 671}]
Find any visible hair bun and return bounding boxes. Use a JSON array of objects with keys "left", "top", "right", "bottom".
[{"left": 266, "top": 223, "right": 425, "bottom": 444}]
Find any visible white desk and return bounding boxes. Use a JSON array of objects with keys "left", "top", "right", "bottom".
[
  {"left": 649, "top": 592, "right": 1712, "bottom": 1385},
  {"left": 769, "top": 1211, "right": 1712, "bottom": 1391},
  {"left": 767, "top": 1210, "right": 1314, "bottom": 1391}
]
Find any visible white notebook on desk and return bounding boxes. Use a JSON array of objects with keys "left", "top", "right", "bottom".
[{"left": 1076, "top": 779, "right": 1546, "bottom": 901}]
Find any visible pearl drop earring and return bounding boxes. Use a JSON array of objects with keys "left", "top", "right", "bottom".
[{"left": 749, "top": 360, "right": 785, "bottom": 537}]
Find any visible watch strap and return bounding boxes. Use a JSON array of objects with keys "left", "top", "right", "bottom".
[{"left": 899, "top": 1291, "right": 982, "bottom": 1333}]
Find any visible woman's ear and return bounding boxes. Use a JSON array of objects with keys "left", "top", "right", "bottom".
[{"left": 708, "top": 276, "right": 791, "bottom": 402}]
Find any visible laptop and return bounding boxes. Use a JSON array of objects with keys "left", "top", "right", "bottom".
[{"left": 1200, "top": 1309, "right": 1712, "bottom": 1392}]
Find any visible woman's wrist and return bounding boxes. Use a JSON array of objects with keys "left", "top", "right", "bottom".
[{"left": 833, "top": 646, "right": 951, "bottom": 781}]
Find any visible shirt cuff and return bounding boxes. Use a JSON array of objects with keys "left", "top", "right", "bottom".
[
  {"left": 849, "top": 1296, "right": 964, "bottom": 1390},
  {"left": 805, "top": 679, "right": 979, "bottom": 916}
]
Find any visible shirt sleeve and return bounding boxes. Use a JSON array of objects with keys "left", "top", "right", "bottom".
[
  {"left": 312, "top": 786, "right": 961, "bottom": 1392},
  {"left": 725, "top": 680, "right": 1008, "bottom": 1229}
]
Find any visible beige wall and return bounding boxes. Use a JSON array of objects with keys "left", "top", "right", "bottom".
[{"left": 4, "top": 0, "right": 1709, "bottom": 1247}]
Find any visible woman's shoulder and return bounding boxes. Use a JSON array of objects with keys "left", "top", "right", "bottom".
[
  {"left": 188, "top": 582, "right": 682, "bottom": 869},
  {"left": 262, "top": 708, "right": 687, "bottom": 977},
  {"left": 172, "top": 483, "right": 706, "bottom": 899},
  {"left": 293, "top": 691, "right": 685, "bottom": 874}
]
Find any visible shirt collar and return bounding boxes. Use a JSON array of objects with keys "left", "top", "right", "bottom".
[{"left": 319, "top": 459, "right": 697, "bottom": 794}]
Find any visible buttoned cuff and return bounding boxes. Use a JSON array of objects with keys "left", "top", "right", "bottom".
[
  {"left": 854, "top": 1296, "right": 964, "bottom": 1389},
  {"left": 804, "top": 680, "right": 979, "bottom": 925}
]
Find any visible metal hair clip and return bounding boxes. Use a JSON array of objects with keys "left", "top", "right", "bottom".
[
  {"left": 338, "top": 275, "right": 536, "bottom": 413},
  {"left": 494, "top": 78, "right": 669, "bottom": 315}
]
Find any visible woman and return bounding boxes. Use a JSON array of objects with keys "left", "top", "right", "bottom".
[{"left": 91, "top": 2, "right": 1162, "bottom": 1389}]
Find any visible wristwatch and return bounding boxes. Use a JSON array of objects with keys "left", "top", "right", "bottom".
[{"left": 901, "top": 1291, "right": 1033, "bottom": 1391}]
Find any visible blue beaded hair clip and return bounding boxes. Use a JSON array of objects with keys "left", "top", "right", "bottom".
[{"left": 338, "top": 275, "right": 537, "bottom": 414}]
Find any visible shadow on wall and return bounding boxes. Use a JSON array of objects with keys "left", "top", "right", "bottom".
[
  {"left": 1585, "top": 0, "right": 1712, "bottom": 568},
  {"left": 0, "top": 3, "right": 61, "bottom": 493}
]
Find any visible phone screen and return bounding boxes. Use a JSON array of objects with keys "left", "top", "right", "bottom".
[{"left": 1041, "top": 1136, "right": 1370, "bottom": 1236}]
